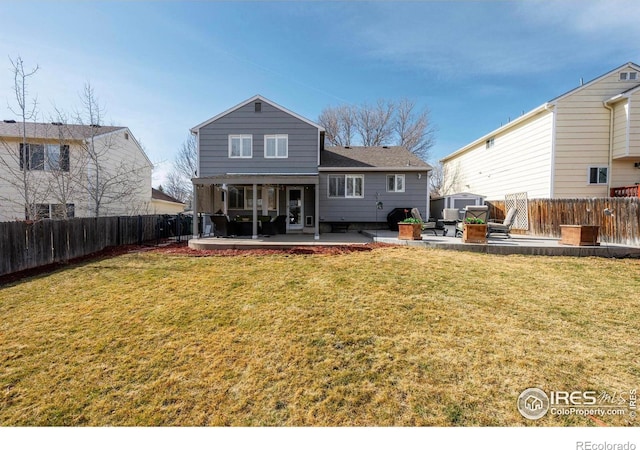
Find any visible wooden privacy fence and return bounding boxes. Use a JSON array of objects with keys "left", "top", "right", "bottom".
[
  {"left": 487, "top": 198, "right": 640, "bottom": 247},
  {"left": 0, "top": 215, "right": 171, "bottom": 277}
]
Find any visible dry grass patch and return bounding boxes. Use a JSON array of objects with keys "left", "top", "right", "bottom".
[{"left": 1, "top": 247, "right": 639, "bottom": 426}]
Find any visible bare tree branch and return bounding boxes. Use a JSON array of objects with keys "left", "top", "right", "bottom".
[
  {"left": 75, "top": 82, "right": 147, "bottom": 217},
  {"left": 318, "top": 98, "right": 435, "bottom": 159},
  {"left": 0, "top": 56, "right": 50, "bottom": 220}
]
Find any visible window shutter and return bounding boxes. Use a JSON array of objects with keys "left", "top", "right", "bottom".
[{"left": 60, "top": 145, "right": 70, "bottom": 171}]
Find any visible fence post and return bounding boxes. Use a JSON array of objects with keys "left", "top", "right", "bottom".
[{"left": 137, "top": 215, "right": 142, "bottom": 245}]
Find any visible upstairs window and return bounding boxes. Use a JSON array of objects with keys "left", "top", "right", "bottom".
[
  {"left": 386, "top": 174, "right": 405, "bottom": 192},
  {"left": 19, "top": 143, "right": 69, "bottom": 171},
  {"left": 619, "top": 71, "right": 638, "bottom": 81},
  {"left": 264, "top": 135, "right": 288, "bottom": 158},
  {"left": 588, "top": 166, "right": 608, "bottom": 185},
  {"left": 486, "top": 138, "right": 495, "bottom": 149},
  {"left": 229, "top": 135, "right": 252, "bottom": 158}
]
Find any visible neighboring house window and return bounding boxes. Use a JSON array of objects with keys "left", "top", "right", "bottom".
[
  {"left": 51, "top": 204, "right": 75, "bottom": 219},
  {"left": 328, "top": 174, "right": 364, "bottom": 198},
  {"left": 244, "top": 187, "right": 276, "bottom": 210},
  {"left": 31, "top": 203, "right": 75, "bottom": 219},
  {"left": 229, "top": 135, "right": 252, "bottom": 158},
  {"left": 588, "top": 167, "right": 608, "bottom": 185},
  {"left": 19, "top": 143, "right": 69, "bottom": 171},
  {"left": 620, "top": 72, "right": 638, "bottom": 81},
  {"left": 264, "top": 135, "right": 288, "bottom": 158},
  {"left": 228, "top": 186, "right": 244, "bottom": 208},
  {"left": 386, "top": 174, "right": 405, "bottom": 193},
  {"left": 485, "top": 138, "right": 495, "bottom": 149}
]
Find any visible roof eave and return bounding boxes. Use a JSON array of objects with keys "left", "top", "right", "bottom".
[{"left": 441, "top": 103, "right": 552, "bottom": 162}]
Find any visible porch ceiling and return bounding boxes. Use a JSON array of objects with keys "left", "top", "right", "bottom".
[{"left": 193, "top": 174, "right": 319, "bottom": 186}]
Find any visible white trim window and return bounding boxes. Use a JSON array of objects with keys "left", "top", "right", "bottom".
[
  {"left": 588, "top": 166, "right": 608, "bottom": 185},
  {"left": 619, "top": 71, "right": 638, "bottom": 81},
  {"left": 20, "top": 143, "right": 70, "bottom": 171},
  {"left": 386, "top": 174, "right": 405, "bottom": 192},
  {"left": 328, "top": 174, "right": 364, "bottom": 198},
  {"left": 229, "top": 135, "right": 252, "bottom": 158},
  {"left": 264, "top": 134, "right": 288, "bottom": 158},
  {"left": 244, "top": 186, "right": 276, "bottom": 210}
]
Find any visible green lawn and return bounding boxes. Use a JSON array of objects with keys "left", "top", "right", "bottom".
[{"left": 1, "top": 246, "right": 638, "bottom": 426}]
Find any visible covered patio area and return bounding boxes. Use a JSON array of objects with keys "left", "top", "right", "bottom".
[{"left": 191, "top": 174, "right": 320, "bottom": 240}]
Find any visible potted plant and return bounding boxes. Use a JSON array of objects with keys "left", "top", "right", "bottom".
[
  {"left": 398, "top": 216, "right": 423, "bottom": 240},
  {"left": 462, "top": 217, "right": 487, "bottom": 244}
]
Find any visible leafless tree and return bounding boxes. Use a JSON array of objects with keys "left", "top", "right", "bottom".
[
  {"left": 44, "top": 110, "right": 87, "bottom": 219},
  {"left": 356, "top": 100, "right": 394, "bottom": 147},
  {"left": 430, "top": 161, "right": 462, "bottom": 197},
  {"left": 318, "top": 98, "right": 435, "bottom": 160},
  {"left": 319, "top": 104, "right": 356, "bottom": 147},
  {"left": 75, "top": 82, "right": 146, "bottom": 217},
  {"left": 164, "top": 135, "right": 197, "bottom": 204},
  {"left": 395, "top": 99, "right": 435, "bottom": 160},
  {"left": 0, "top": 56, "right": 50, "bottom": 220}
]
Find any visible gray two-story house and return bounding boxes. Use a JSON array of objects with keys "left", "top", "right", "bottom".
[{"left": 190, "top": 95, "right": 431, "bottom": 239}]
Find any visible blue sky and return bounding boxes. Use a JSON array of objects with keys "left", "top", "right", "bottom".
[{"left": 1, "top": 1, "right": 639, "bottom": 186}]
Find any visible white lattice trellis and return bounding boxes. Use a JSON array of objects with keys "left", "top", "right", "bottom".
[{"left": 505, "top": 192, "right": 529, "bottom": 230}]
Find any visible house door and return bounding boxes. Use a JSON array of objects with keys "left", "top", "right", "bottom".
[{"left": 287, "top": 186, "right": 303, "bottom": 231}]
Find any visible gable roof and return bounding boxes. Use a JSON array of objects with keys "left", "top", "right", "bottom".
[
  {"left": 320, "top": 146, "right": 431, "bottom": 171},
  {"left": 0, "top": 121, "right": 124, "bottom": 140},
  {"left": 549, "top": 61, "right": 640, "bottom": 103},
  {"left": 152, "top": 188, "right": 185, "bottom": 205},
  {"left": 190, "top": 95, "right": 325, "bottom": 133},
  {"left": 442, "top": 62, "right": 640, "bottom": 162}
]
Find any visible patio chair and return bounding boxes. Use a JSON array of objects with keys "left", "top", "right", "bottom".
[
  {"left": 455, "top": 205, "right": 489, "bottom": 237},
  {"left": 487, "top": 207, "right": 517, "bottom": 238},
  {"left": 410, "top": 208, "right": 439, "bottom": 236}
]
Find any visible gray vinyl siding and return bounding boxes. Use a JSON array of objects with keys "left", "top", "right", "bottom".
[
  {"left": 198, "top": 101, "right": 319, "bottom": 176},
  {"left": 318, "top": 171, "right": 428, "bottom": 222}
]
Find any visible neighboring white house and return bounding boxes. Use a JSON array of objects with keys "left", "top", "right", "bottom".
[
  {"left": 151, "top": 188, "right": 185, "bottom": 214},
  {"left": 0, "top": 121, "right": 153, "bottom": 221},
  {"left": 442, "top": 62, "right": 640, "bottom": 200}
]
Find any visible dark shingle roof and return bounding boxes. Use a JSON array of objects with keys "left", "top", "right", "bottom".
[
  {"left": 152, "top": 188, "right": 184, "bottom": 204},
  {"left": 320, "top": 146, "right": 431, "bottom": 170},
  {"left": 0, "top": 121, "right": 124, "bottom": 140}
]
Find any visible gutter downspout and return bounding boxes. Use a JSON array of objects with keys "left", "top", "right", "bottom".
[
  {"left": 603, "top": 100, "right": 615, "bottom": 197},
  {"left": 545, "top": 102, "right": 557, "bottom": 198}
]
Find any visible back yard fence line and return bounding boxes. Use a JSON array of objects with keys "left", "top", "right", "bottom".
[
  {"left": 0, "top": 214, "right": 192, "bottom": 278},
  {"left": 487, "top": 197, "right": 640, "bottom": 247}
]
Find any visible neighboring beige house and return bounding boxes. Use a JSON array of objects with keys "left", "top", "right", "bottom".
[
  {"left": 0, "top": 121, "right": 153, "bottom": 221},
  {"left": 442, "top": 62, "right": 640, "bottom": 200},
  {"left": 151, "top": 188, "right": 185, "bottom": 214}
]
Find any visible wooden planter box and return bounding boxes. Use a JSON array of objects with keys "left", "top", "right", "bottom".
[
  {"left": 398, "top": 222, "right": 422, "bottom": 240},
  {"left": 462, "top": 223, "right": 487, "bottom": 244},
  {"left": 560, "top": 225, "right": 600, "bottom": 246}
]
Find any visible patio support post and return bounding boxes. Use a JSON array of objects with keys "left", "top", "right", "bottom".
[
  {"left": 192, "top": 182, "right": 198, "bottom": 238},
  {"left": 252, "top": 183, "right": 258, "bottom": 239},
  {"left": 314, "top": 184, "right": 320, "bottom": 240}
]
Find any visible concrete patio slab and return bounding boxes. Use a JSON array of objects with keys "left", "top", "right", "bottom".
[
  {"left": 363, "top": 229, "right": 640, "bottom": 258},
  {"left": 188, "top": 232, "right": 372, "bottom": 250},
  {"left": 188, "top": 228, "right": 640, "bottom": 257}
]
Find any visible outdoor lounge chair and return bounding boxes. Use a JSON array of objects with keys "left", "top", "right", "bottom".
[
  {"left": 455, "top": 205, "right": 489, "bottom": 237},
  {"left": 487, "top": 207, "right": 517, "bottom": 238},
  {"left": 410, "top": 208, "right": 440, "bottom": 236}
]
